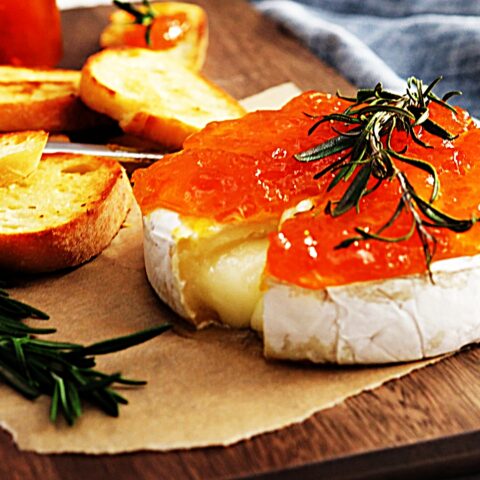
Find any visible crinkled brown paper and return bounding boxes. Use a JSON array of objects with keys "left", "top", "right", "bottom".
[{"left": 4, "top": 84, "right": 437, "bottom": 453}]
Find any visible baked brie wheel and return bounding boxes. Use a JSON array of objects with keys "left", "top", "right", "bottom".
[{"left": 134, "top": 81, "right": 480, "bottom": 364}]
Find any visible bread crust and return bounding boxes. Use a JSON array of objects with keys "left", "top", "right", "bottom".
[
  {"left": 0, "top": 95, "right": 110, "bottom": 133},
  {"left": 0, "top": 155, "right": 132, "bottom": 273},
  {"left": 79, "top": 56, "right": 131, "bottom": 125},
  {"left": 121, "top": 111, "right": 196, "bottom": 150},
  {"left": 0, "top": 66, "right": 113, "bottom": 132}
]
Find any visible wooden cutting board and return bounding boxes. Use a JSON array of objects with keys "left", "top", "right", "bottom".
[{"left": 1, "top": 1, "right": 480, "bottom": 478}]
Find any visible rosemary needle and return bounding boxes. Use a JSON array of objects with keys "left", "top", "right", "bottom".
[
  {"left": 0, "top": 284, "right": 170, "bottom": 425},
  {"left": 113, "top": 0, "right": 157, "bottom": 46},
  {"left": 294, "top": 77, "right": 476, "bottom": 279}
]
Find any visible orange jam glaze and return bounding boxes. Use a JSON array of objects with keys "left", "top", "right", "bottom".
[
  {"left": 119, "top": 12, "right": 188, "bottom": 49},
  {"left": 133, "top": 91, "right": 480, "bottom": 289}
]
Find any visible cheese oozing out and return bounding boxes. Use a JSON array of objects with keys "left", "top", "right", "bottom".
[
  {"left": 144, "top": 208, "right": 275, "bottom": 329},
  {"left": 181, "top": 236, "right": 268, "bottom": 329}
]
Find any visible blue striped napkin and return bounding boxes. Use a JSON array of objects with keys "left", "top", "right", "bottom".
[{"left": 251, "top": 0, "right": 480, "bottom": 116}]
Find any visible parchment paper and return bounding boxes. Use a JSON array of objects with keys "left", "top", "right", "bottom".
[{"left": 3, "top": 84, "right": 439, "bottom": 453}]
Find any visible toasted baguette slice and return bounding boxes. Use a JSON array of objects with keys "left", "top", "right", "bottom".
[
  {"left": 0, "top": 66, "right": 113, "bottom": 132},
  {"left": 100, "top": 2, "right": 208, "bottom": 71},
  {"left": 0, "top": 130, "right": 48, "bottom": 186},
  {"left": 0, "top": 153, "right": 132, "bottom": 273},
  {"left": 80, "top": 48, "right": 246, "bottom": 149}
]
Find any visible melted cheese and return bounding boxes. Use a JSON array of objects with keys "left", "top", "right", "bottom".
[
  {"left": 144, "top": 209, "right": 274, "bottom": 328},
  {"left": 183, "top": 237, "right": 268, "bottom": 328}
]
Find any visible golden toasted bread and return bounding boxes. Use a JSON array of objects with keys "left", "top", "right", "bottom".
[
  {"left": 80, "top": 48, "right": 246, "bottom": 149},
  {"left": 0, "top": 66, "right": 113, "bottom": 132},
  {"left": 0, "top": 144, "right": 132, "bottom": 273},
  {"left": 100, "top": 1, "right": 208, "bottom": 71}
]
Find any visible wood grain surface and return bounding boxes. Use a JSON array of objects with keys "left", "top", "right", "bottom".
[{"left": 1, "top": 1, "right": 479, "bottom": 479}]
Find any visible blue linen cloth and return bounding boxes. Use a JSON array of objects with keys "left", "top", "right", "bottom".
[{"left": 250, "top": 0, "right": 480, "bottom": 116}]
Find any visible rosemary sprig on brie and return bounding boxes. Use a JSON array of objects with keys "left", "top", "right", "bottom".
[{"left": 295, "top": 77, "right": 476, "bottom": 279}]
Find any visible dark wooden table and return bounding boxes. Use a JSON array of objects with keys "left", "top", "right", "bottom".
[{"left": 2, "top": 2, "right": 480, "bottom": 479}]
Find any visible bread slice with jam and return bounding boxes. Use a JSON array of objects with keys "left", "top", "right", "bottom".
[{"left": 100, "top": 1, "right": 208, "bottom": 71}]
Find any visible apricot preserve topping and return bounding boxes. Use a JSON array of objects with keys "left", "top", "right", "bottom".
[
  {"left": 113, "top": 0, "right": 188, "bottom": 47},
  {"left": 293, "top": 77, "right": 476, "bottom": 280},
  {"left": 133, "top": 80, "right": 480, "bottom": 290}
]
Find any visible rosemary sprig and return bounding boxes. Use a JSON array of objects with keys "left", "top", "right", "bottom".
[
  {"left": 294, "top": 77, "right": 477, "bottom": 279},
  {"left": 113, "top": 0, "right": 157, "bottom": 45},
  {"left": 0, "top": 283, "right": 170, "bottom": 425}
]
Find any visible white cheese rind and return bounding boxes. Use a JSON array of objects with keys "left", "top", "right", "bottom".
[
  {"left": 143, "top": 207, "right": 480, "bottom": 364},
  {"left": 143, "top": 209, "right": 193, "bottom": 320},
  {"left": 263, "top": 255, "right": 480, "bottom": 364}
]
